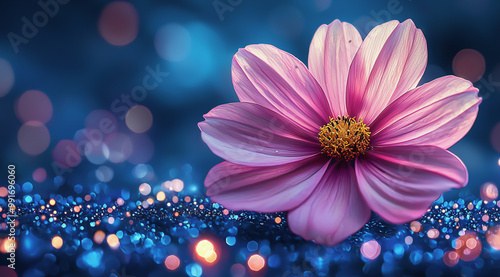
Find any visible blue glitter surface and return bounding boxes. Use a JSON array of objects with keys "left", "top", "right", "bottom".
[{"left": 1, "top": 1, "right": 500, "bottom": 276}]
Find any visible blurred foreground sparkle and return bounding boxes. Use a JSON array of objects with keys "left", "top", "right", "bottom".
[{"left": 4, "top": 184, "right": 500, "bottom": 276}]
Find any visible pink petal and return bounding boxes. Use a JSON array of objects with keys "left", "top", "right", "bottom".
[
  {"left": 287, "top": 162, "right": 371, "bottom": 246},
  {"left": 232, "top": 44, "right": 331, "bottom": 133},
  {"left": 308, "top": 20, "right": 362, "bottom": 117},
  {"left": 370, "top": 76, "right": 481, "bottom": 149},
  {"left": 346, "top": 19, "right": 427, "bottom": 125},
  {"left": 199, "top": 102, "right": 320, "bottom": 167},
  {"left": 205, "top": 157, "right": 330, "bottom": 212},
  {"left": 356, "top": 145, "right": 467, "bottom": 224}
]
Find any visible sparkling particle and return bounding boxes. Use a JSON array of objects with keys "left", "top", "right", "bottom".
[
  {"left": 125, "top": 105, "right": 153, "bottom": 133},
  {"left": 275, "top": 217, "right": 282, "bottom": 224},
  {"left": 360, "top": 240, "right": 381, "bottom": 260},
  {"left": 165, "top": 255, "right": 180, "bottom": 270},
  {"left": 51, "top": 236, "right": 63, "bottom": 249},
  {"left": 248, "top": 254, "right": 265, "bottom": 271}
]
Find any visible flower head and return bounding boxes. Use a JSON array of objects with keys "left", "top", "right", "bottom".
[{"left": 199, "top": 19, "right": 481, "bottom": 246}]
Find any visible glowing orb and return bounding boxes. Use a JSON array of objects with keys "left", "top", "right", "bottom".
[
  {"left": 360, "top": 240, "right": 381, "bottom": 260},
  {"left": 247, "top": 254, "right": 266, "bottom": 271}
]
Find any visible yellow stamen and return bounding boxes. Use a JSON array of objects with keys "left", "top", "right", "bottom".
[{"left": 318, "top": 116, "right": 371, "bottom": 161}]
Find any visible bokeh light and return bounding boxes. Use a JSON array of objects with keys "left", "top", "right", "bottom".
[
  {"left": 139, "top": 183, "right": 151, "bottom": 195},
  {"left": 156, "top": 191, "right": 166, "bottom": 201},
  {"left": 32, "top": 168, "right": 47, "bottom": 183},
  {"left": 410, "top": 221, "right": 423, "bottom": 233},
  {"left": 98, "top": 1, "right": 139, "bottom": 46},
  {"left": 155, "top": 24, "right": 191, "bottom": 62},
  {"left": 452, "top": 49, "right": 486, "bottom": 83},
  {"left": 360, "top": 240, "right": 381, "bottom": 260},
  {"left": 454, "top": 233, "right": 481, "bottom": 261},
  {"left": 427, "top": 228, "right": 440, "bottom": 239},
  {"left": 94, "top": 230, "right": 106, "bottom": 244},
  {"left": 443, "top": 251, "right": 459, "bottom": 267},
  {"left": 51, "top": 236, "right": 63, "bottom": 249},
  {"left": 490, "top": 122, "right": 500, "bottom": 153},
  {"left": 0, "top": 58, "right": 14, "bottom": 98},
  {"left": 106, "top": 234, "right": 120, "bottom": 250},
  {"left": 165, "top": 255, "right": 180, "bottom": 270},
  {"left": 480, "top": 182, "right": 498, "bottom": 201},
  {"left": 95, "top": 166, "right": 114, "bottom": 182},
  {"left": 15, "top": 90, "right": 53, "bottom": 123},
  {"left": 231, "top": 263, "right": 246, "bottom": 277},
  {"left": 195, "top": 239, "right": 214, "bottom": 261},
  {"left": 53, "top": 140, "right": 81, "bottom": 168},
  {"left": 248, "top": 254, "right": 266, "bottom": 271},
  {"left": 171, "top": 179, "right": 184, "bottom": 192},
  {"left": 486, "top": 225, "right": 500, "bottom": 250},
  {"left": 125, "top": 105, "right": 153, "bottom": 133},
  {"left": 105, "top": 133, "right": 133, "bottom": 163},
  {"left": 18, "top": 121, "right": 50, "bottom": 155}
]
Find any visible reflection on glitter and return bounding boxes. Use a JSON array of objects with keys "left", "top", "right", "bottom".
[{"left": 360, "top": 240, "right": 381, "bottom": 260}]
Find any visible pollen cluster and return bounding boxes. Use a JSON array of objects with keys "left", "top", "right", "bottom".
[{"left": 318, "top": 116, "right": 371, "bottom": 161}]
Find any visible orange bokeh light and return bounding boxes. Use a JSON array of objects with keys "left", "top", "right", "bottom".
[
  {"left": 51, "top": 235, "right": 63, "bottom": 249},
  {"left": 248, "top": 254, "right": 265, "bottom": 271},
  {"left": 195, "top": 239, "right": 218, "bottom": 263}
]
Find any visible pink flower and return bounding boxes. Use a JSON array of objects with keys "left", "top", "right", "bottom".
[{"left": 199, "top": 19, "right": 481, "bottom": 245}]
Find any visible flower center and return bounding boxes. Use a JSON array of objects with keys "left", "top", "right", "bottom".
[{"left": 318, "top": 116, "right": 371, "bottom": 161}]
